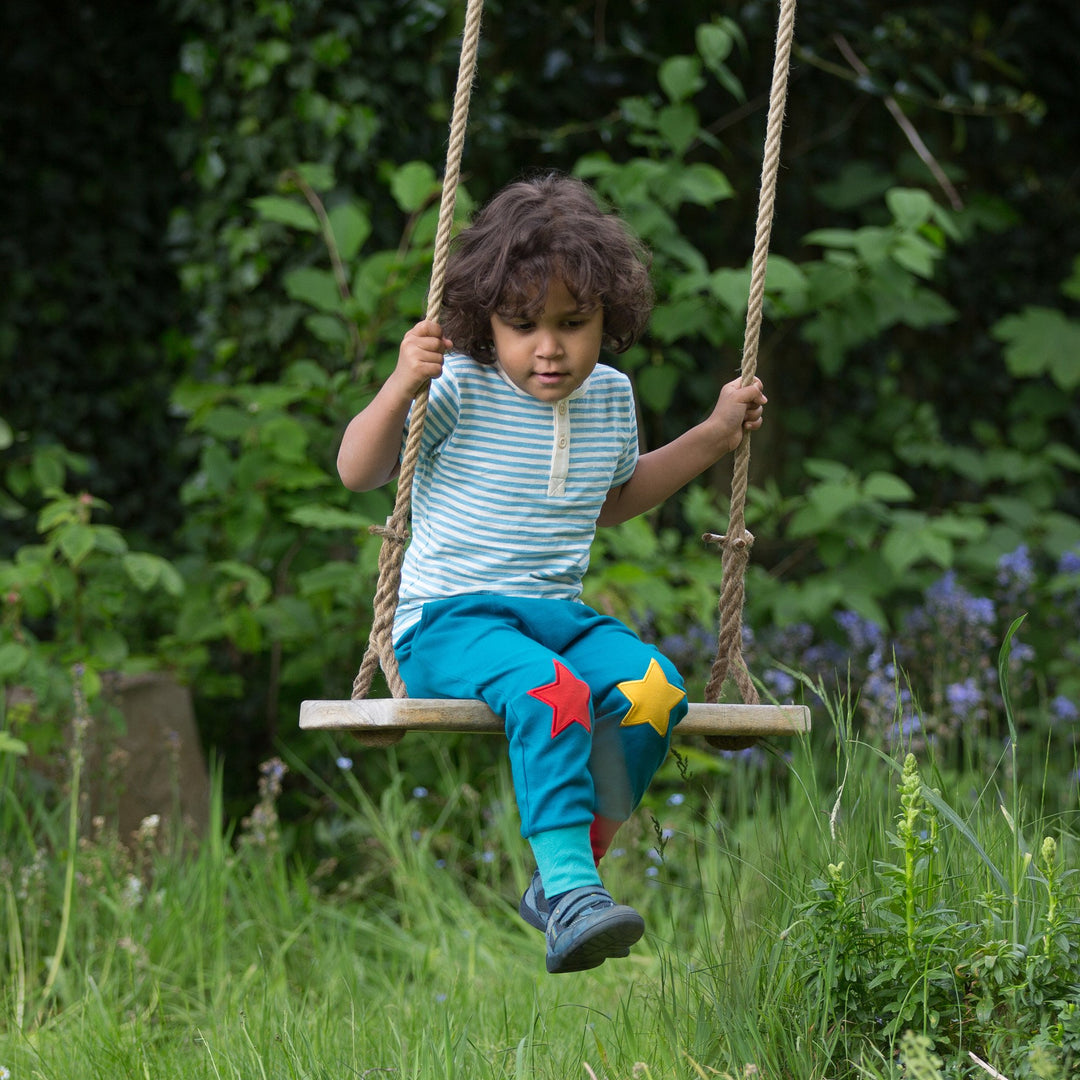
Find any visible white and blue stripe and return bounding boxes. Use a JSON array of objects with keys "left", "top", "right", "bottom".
[{"left": 393, "top": 353, "right": 639, "bottom": 642}]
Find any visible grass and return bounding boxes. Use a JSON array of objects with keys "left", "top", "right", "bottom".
[{"left": 1, "top": 683, "right": 1078, "bottom": 1080}]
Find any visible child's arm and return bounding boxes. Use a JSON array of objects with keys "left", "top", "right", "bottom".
[
  {"left": 337, "top": 320, "right": 452, "bottom": 492},
  {"left": 597, "top": 375, "right": 766, "bottom": 526}
]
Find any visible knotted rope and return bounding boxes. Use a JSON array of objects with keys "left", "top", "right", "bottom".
[
  {"left": 352, "top": 0, "right": 485, "bottom": 701},
  {"left": 704, "top": 0, "right": 797, "bottom": 715}
]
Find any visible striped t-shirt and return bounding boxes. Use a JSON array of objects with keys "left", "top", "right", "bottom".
[{"left": 393, "top": 353, "right": 639, "bottom": 643}]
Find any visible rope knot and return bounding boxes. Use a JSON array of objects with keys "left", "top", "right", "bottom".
[
  {"left": 702, "top": 530, "right": 755, "bottom": 553},
  {"left": 369, "top": 518, "right": 409, "bottom": 545}
]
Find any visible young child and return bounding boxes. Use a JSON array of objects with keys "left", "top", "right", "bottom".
[{"left": 337, "top": 173, "right": 766, "bottom": 974}]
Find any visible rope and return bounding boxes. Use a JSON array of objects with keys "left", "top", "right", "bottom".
[
  {"left": 352, "top": 0, "right": 485, "bottom": 701},
  {"left": 705, "top": 0, "right": 797, "bottom": 711}
]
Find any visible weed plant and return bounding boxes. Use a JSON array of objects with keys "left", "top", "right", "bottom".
[{"left": 1, "top": 639, "right": 1077, "bottom": 1079}]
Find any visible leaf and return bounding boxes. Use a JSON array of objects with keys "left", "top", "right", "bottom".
[
  {"left": 891, "top": 233, "right": 940, "bottom": 279},
  {"left": 56, "top": 523, "right": 95, "bottom": 567},
  {"left": 304, "top": 313, "right": 349, "bottom": 345},
  {"left": 674, "top": 163, "right": 733, "bottom": 207},
  {"left": 0, "top": 417, "right": 13, "bottom": 450},
  {"left": 862, "top": 472, "right": 915, "bottom": 502},
  {"left": 250, "top": 195, "right": 320, "bottom": 233},
  {"left": 283, "top": 267, "right": 343, "bottom": 314},
  {"left": 328, "top": 201, "right": 371, "bottom": 261},
  {"left": 696, "top": 21, "right": 734, "bottom": 67},
  {"left": 638, "top": 364, "right": 680, "bottom": 413},
  {"left": 708, "top": 267, "right": 750, "bottom": 315},
  {"left": 293, "top": 161, "right": 336, "bottom": 192},
  {"left": 993, "top": 306, "right": 1080, "bottom": 391},
  {"left": 1060, "top": 255, "right": 1080, "bottom": 302},
  {"left": 0, "top": 730, "right": 29, "bottom": 756},
  {"left": 122, "top": 552, "right": 182, "bottom": 596},
  {"left": 0, "top": 641, "right": 30, "bottom": 680},
  {"left": 804, "top": 228, "right": 858, "bottom": 250},
  {"left": 658, "top": 55, "right": 705, "bottom": 104},
  {"left": 288, "top": 505, "right": 371, "bottom": 531},
  {"left": 886, "top": 187, "right": 935, "bottom": 229},
  {"left": 881, "top": 517, "right": 953, "bottom": 572},
  {"left": 696, "top": 20, "right": 745, "bottom": 101},
  {"left": 657, "top": 104, "right": 699, "bottom": 157},
  {"left": 216, "top": 560, "right": 272, "bottom": 606},
  {"left": 390, "top": 161, "right": 439, "bottom": 213},
  {"left": 123, "top": 551, "right": 163, "bottom": 591}
]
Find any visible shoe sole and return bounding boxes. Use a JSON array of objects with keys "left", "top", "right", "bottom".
[{"left": 546, "top": 908, "right": 644, "bottom": 974}]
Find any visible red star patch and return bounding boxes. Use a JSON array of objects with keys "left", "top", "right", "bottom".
[{"left": 527, "top": 661, "right": 592, "bottom": 738}]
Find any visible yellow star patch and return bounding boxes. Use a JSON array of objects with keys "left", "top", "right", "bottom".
[{"left": 617, "top": 659, "right": 686, "bottom": 737}]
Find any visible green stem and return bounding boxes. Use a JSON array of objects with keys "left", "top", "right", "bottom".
[{"left": 36, "top": 746, "right": 80, "bottom": 1024}]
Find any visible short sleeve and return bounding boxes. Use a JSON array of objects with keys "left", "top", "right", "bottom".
[
  {"left": 401, "top": 356, "right": 462, "bottom": 458},
  {"left": 610, "top": 381, "right": 639, "bottom": 487}
]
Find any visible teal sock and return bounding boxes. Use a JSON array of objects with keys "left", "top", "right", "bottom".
[{"left": 528, "top": 824, "right": 602, "bottom": 899}]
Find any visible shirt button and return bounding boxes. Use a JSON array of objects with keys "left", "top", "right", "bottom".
[
  {"left": 558, "top": 436, "right": 567, "bottom": 447},
  {"left": 558, "top": 402, "right": 567, "bottom": 414}
]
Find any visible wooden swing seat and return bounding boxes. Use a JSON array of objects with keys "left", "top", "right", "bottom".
[{"left": 300, "top": 697, "right": 810, "bottom": 746}]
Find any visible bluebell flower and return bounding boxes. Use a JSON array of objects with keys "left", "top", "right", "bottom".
[
  {"left": 888, "top": 713, "right": 922, "bottom": 745},
  {"left": 666, "top": 792, "right": 685, "bottom": 806},
  {"left": 1050, "top": 695, "right": 1078, "bottom": 725},
  {"left": 1057, "top": 548, "right": 1080, "bottom": 575},
  {"left": 836, "top": 609, "right": 884, "bottom": 652},
  {"left": 764, "top": 668, "right": 797, "bottom": 698},
  {"left": 997, "top": 544, "right": 1035, "bottom": 594},
  {"left": 335, "top": 756, "right": 353, "bottom": 771},
  {"left": 412, "top": 786, "right": 429, "bottom": 799},
  {"left": 946, "top": 678, "right": 983, "bottom": 719},
  {"left": 1008, "top": 640, "right": 1035, "bottom": 666}
]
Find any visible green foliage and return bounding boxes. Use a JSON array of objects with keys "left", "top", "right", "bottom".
[
  {"left": 3, "top": 644, "right": 1079, "bottom": 1078},
  {"left": 0, "top": 445, "right": 185, "bottom": 757},
  {"left": 790, "top": 729, "right": 1080, "bottom": 1078},
  {"left": 168, "top": 358, "right": 390, "bottom": 708}
]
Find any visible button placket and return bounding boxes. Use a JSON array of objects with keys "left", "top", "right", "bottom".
[{"left": 548, "top": 399, "right": 571, "bottom": 496}]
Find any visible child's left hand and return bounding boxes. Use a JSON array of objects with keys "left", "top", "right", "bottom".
[{"left": 709, "top": 376, "right": 767, "bottom": 453}]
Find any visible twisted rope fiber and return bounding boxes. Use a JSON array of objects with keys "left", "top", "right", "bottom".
[
  {"left": 353, "top": 0, "right": 485, "bottom": 701},
  {"left": 705, "top": 0, "right": 797, "bottom": 707}
]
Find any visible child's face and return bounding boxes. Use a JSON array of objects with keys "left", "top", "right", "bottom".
[{"left": 490, "top": 278, "right": 603, "bottom": 403}]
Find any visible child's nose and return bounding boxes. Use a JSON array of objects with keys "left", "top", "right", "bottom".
[{"left": 535, "top": 329, "right": 562, "bottom": 358}]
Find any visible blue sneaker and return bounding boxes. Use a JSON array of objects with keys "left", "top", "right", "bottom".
[
  {"left": 519, "top": 870, "right": 549, "bottom": 932},
  {"left": 544, "top": 886, "right": 644, "bottom": 974}
]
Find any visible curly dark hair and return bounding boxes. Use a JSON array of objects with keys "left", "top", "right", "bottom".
[{"left": 439, "top": 172, "right": 654, "bottom": 364}]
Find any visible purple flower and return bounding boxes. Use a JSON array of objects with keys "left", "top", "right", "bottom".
[
  {"left": 1050, "top": 695, "right": 1078, "bottom": 725},
  {"left": 764, "top": 668, "right": 797, "bottom": 698},
  {"left": 836, "top": 610, "right": 884, "bottom": 652},
  {"left": 946, "top": 678, "right": 983, "bottom": 719},
  {"left": 1058, "top": 548, "right": 1080, "bottom": 575},
  {"left": 997, "top": 544, "right": 1035, "bottom": 594}
]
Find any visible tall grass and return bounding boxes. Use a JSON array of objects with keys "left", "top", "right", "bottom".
[{"left": 1, "top": 676, "right": 1077, "bottom": 1079}]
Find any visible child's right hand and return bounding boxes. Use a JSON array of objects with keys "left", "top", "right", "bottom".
[{"left": 389, "top": 319, "right": 453, "bottom": 400}]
